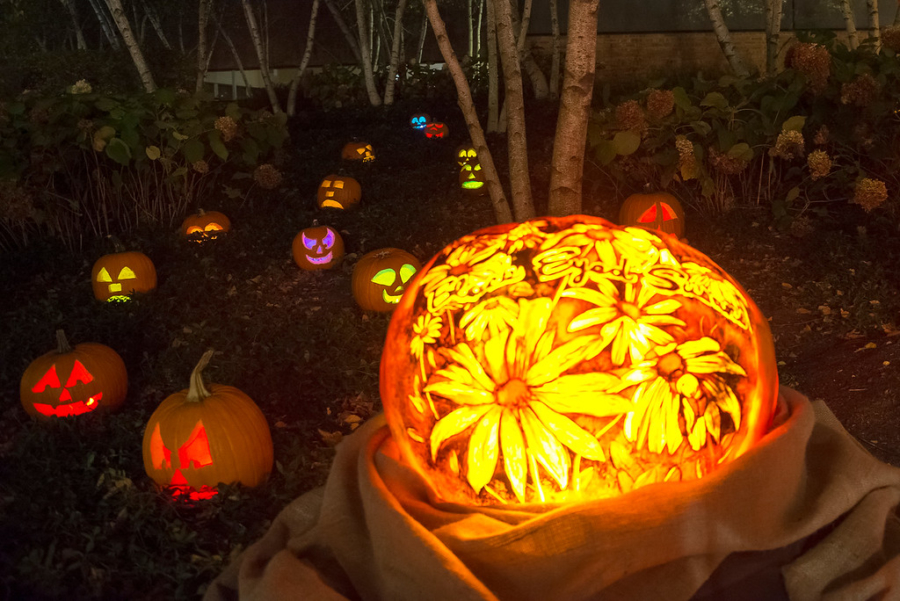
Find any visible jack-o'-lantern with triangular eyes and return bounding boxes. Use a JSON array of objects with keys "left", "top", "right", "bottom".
[
  {"left": 618, "top": 191, "right": 685, "bottom": 238},
  {"left": 180, "top": 209, "right": 231, "bottom": 243},
  {"left": 292, "top": 224, "right": 345, "bottom": 270},
  {"left": 20, "top": 330, "right": 128, "bottom": 420},
  {"left": 455, "top": 144, "right": 478, "bottom": 167},
  {"left": 352, "top": 248, "right": 422, "bottom": 312},
  {"left": 410, "top": 113, "right": 430, "bottom": 130},
  {"left": 142, "top": 350, "right": 273, "bottom": 501},
  {"left": 317, "top": 174, "right": 362, "bottom": 210},
  {"left": 91, "top": 249, "right": 157, "bottom": 302},
  {"left": 341, "top": 141, "right": 375, "bottom": 163},
  {"left": 425, "top": 122, "right": 449, "bottom": 139},
  {"left": 459, "top": 162, "right": 487, "bottom": 196}
]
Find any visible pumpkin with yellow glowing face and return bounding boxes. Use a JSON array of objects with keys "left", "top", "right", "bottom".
[
  {"left": 317, "top": 175, "right": 362, "bottom": 210},
  {"left": 352, "top": 248, "right": 421, "bottom": 312},
  {"left": 142, "top": 350, "right": 273, "bottom": 501},
  {"left": 619, "top": 191, "right": 685, "bottom": 238},
  {"left": 341, "top": 141, "right": 375, "bottom": 163},
  {"left": 456, "top": 144, "right": 478, "bottom": 167},
  {"left": 380, "top": 215, "right": 778, "bottom": 505},
  {"left": 459, "top": 162, "right": 486, "bottom": 195},
  {"left": 410, "top": 113, "right": 430, "bottom": 130},
  {"left": 293, "top": 225, "right": 345, "bottom": 270},
  {"left": 425, "top": 122, "right": 449, "bottom": 139},
  {"left": 91, "top": 250, "right": 157, "bottom": 303},
  {"left": 181, "top": 209, "right": 231, "bottom": 242},
  {"left": 20, "top": 330, "right": 127, "bottom": 420}
]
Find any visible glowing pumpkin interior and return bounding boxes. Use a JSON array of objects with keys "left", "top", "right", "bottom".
[
  {"left": 148, "top": 420, "right": 217, "bottom": 500},
  {"left": 380, "top": 215, "right": 778, "bottom": 506},
  {"left": 29, "top": 361, "right": 101, "bottom": 417}
]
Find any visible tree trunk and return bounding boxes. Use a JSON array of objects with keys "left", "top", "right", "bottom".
[
  {"left": 104, "top": 0, "right": 156, "bottom": 92},
  {"left": 60, "top": 0, "right": 87, "bottom": 50},
  {"left": 493, "top": 0, "right": 534, "bottom": 220},
  {"left": 354, "top": 0, "right": 382, "bottom": 105},
  {"left": 142, "top": 0, "right": 171, "bottom": 49},
  {"left": 468, "top": 0, "right": 475, "bottom": 58},
  {"left": 214, "top": 13, "right": 254, "bottom": 98},
  {"left": 509, "top": 0, "right": 548, "bottom": 99},
  {"left": 702, "top": 0, "right": 750, "bottom": 77},
  {"left": 196, "top": 0, "right": 213, "bottom": 92},
  {"left": 288, "top": 0, "right": 320, "bottom": 116},
  {"left": 323, "top": 0, "right": 363, "bottom": 64},
  {"left": 422, "top": 0, "right": 513, "bottom": 224},
  {"left": 475, "top": 0, "right": 485, "bottom": 57},
  {"left": 548, "top": 0, "right": 600, "bottom": 216},
  {"left": 383, "top": 0, "right": 408, "bottom": 105},
  {"left": 88, "top": 0, "right": 121, "bottom": 50},
  {"left": 839, "top": 0, "right": 860, "bottom": 50},
  {"left": 240, "top": 0, "right": 283, "bottom": 113},
  {"left": 894, "top": 0, "right": 900, "bottom": 26},
  {"left": 764, "top": 0, "right": 783, "bottom": 77},
  {"left": 416, "top": 10, "right": 428, "bottom": 62},
  {"left": 549, "top": 0, "right": 561, "bottom": 99},
  {"left": 867, "top": 0, "right": 881, "bottom": 51},
  {"left": 486, "top": 0, "right": 500, "bottom": 132}
]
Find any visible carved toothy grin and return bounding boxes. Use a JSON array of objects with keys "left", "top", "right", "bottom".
[
  {"left": 307, "top": 252, "right": 334, "bottom": 265},
  {"left": 33, "top": 392, "right": 103, "bottom": 418},
  {"left": 382, "top": 289, "right": 404, "bottom": 304}
]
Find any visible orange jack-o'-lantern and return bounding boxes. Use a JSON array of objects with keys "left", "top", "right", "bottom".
[
  {"left": 455, "top": 144, "right": 478, "bottom": 167},
  {"left": 459, "top": 162, "right": 486, "bottom": 195},
  {"left": 142, "top": 350, "right": 273, "bottom": 501},
  {"left": 91, "top": 249, "right": 157, "bottom": 303},
  {"left": 317, "top": 174, "right": 362, "bottom": 210},
  {"left": 619, "top": 191, "right": 685, "bottom": 238},
  {"left": 352, "top": 248, "right": 421, "bottom": 312},
  {"left": 342, "top": 141, "right": 375, "bottom": 162},
  {"left": 293, "top": 224, "right": 345, "bottom": 270},
  {"left": 20, "top": 330, "right": 128, "bottom": 420},
  {"left": 380, "top": 215, "right": 778, "bottom": 505},
  {"left": 410, "top": 113, "right": 431, "bottom": 130},
  {"left": 180, "top": 209, "right": 231, "bottom": 242},
  {"left": 425, "top": 122, "right": 449, "bottom": 139}
]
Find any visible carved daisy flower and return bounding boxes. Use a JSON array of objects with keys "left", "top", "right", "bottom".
[
  {"left": 459, "top": 296, "right": 519, "bottom": 342},
  {"left": 424, "top": 298, "right": 633, "bottom": 502},
  {"left": 411, "top": 313, "right": 443, "bottom": 360},
  {"left": 618, "top": 337, "right": 746, "bottom": 455}
]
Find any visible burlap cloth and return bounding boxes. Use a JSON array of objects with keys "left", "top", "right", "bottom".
[{"left": 204, "top": 387, "right": 900, "bottom": 601}]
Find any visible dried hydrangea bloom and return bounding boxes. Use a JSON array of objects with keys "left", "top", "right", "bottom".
[
  {"left": 769, "top": 130, "right": 806, "bottom": 160},
  {"left": 646, "top": 89, "right": 675, "bottom": 121},
  {"left": 253, "top": 164, "right": 283, "bottom": 190},
  {"left": 676, "top": 136, "right": 698, "bottom": 180},
  {"left": 192, "top": 160, "right": 209, "bottom": 174},
  {"left": 840, "top": 73, "right": 881, "bottom": 107},
  {"left": 708, "top": 147, "right": 748, "bottom": 175},
  {"left": 852, "top": 178, "right": 888, "bottom": 212},
  {"left": 68, "top": 79, "right": 92, "bottom": 94},
  {"left": 786, "top": 43, "right": 831, "bottom": 93},
  {"left": 807, "top": 150, "right": 832, "bottom": 181},
  {"left": 813, "top": 125, "right": 829, "bottom": 146},
  {"left": 214, "top": 116, "right": 238, "bottom": 143},
  {"left": 789, "top": 216, "right": 814, "bottom": 238},
  {"left": 882, "top": 27, "right": 900, "bottom": 52},
  {"left": 615, "top": 99, "right": 648, "bottom": 135},
  {"left": 0, "top": 182, "right": 35, "bottom": 223}
]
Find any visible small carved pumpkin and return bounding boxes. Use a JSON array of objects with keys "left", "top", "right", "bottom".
[
  {"left": 293, "top": 224, "right": 345, "bottom": 271},
  {"left": 459, "top": 162, "right": 487, "bottom": 195},
  {"left": 317, "top": 174, "right": 362, "bottom": 210},
  {"left": 180, "top": 209, "right": 231, "bottom": 242},
  {"left": 425, "top": 122, "right": 449, "bottom": 139},
  {"left": 352, "top": 248, "right": 422, "bottom": 312},
  {"left": 341, "top": 141, "right": 375, "bottom": 162},
  {"left": 142, "top": 350, "right": 273, "bottom": 501},
  {"left": 410, "top": 113, "right": 431, "bottom": 130},
  {"left": 91, "top": 249, "right": 157, "bottom": 303},
  {"left": 380, "top": 215, "right": 778, "bottom": 505},
  {"left": 455, "top": 144, "right": 478, "bottom": 167},
  {"left": 619, "top": 191, "right": 685, "bottom": 238},
  {"left": 20, "top": 330, "right": 127, "bottom": 419}
]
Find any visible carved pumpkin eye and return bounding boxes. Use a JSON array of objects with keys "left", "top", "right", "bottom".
[
  {"left": 638, "top": 205, "right": 658, "bottom": 223},
  {"left": 149, "top": 422, "right": 172, "bottom": 469},
  {"left": 64, "top": 360, "right": 94, "bottom": 387},
  {"left": 333, "top": 180, "right": 344, "bottom": 189},
  {"left": 203, "top": 223, "right": 223, "bottom": 232},
  {"left": 322, "top": 179, "right": 332, "bottom": 187},
  {"left": 118, "top": 267, "right": 136, "bottom": 280},
  {"left": 179, "top": 421, "right": 213, "bottom": 469},
  {"left": 97, "top": 268, "right": 112, "bottom": 283},
  {"left": 31, "top": 365, "right": 61, "bottom": 393},
  {"left": 659, "top": 202, "right": 678, "bottom": 220},
  {"left": 357, "top": 148, "right": 365, "bottom": 155},
  {"left": 322, "top": 229, "right": 335, "bottom": 247},
  {"left": 400, "top": 264, "right": 417, "bottom": 283},
  {"left": 371, "top": 268, "right": 396, "bottom": 286},
  {"left": 301, "top": 232, "right": 316, "bottom": 250},
  {"left": 186, "top": 226, "right": 203, "bottom": 235}
]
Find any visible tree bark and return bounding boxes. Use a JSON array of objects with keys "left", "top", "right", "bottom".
[
  {"left": 422, "top": 0, "right": 513, "bottom": 224},
  {"left": 548, "top": 0, "right": 600, "bottom": 216},
  {"left": 867, "top": 0, "right": 881, "bottom": 51},
  {"left": 702, "top": 0, "right": 750, "bottom": 77},
  {"left": 509, "top": 0, "right": 548, "bottom": 99},
  {"left": 468, "top": 0, "right": 475, "bottom": 58},
  {"left": 88, "top": 0, "right": 121, "bottom": 50},
  {"left": 475, "top": 0, "right": 485, "bottom": 57},
  {"left": 493, "top": 0, "right": 534, "bottom": 220},
  {"left": 214, "top": 13, "right": 253, "bottom": 98},
  {"left": 142, "top": 0, "right": 171, "bottom": 49},
  {"left": 894, "top": 0, "right": 900, "bottom": 26},
  {"left": 240, "top": 0, "right": 283, "bottom": 113},
  {"left": 839, "top": 0, "right": 860, "bottom": 50},
  {"left": 416, "top": 11, "right": 427, "bottom": 62},
  {"left": 104, "top": 0, "right": 156, "bottom": 91},
  {"left": 383, "top": 0, "right": 408, "bottom": 105},
  {"left": 196, "top": 0, "right": 213, "bottom": 92},
  {"left": 355, "top": 0, "right": 383, "bottom": 105},
  {"left": 287, "top": 0, "right": 320, "bottom": 116},
  {"left": 486, "top": 0, "right": 500, "bottom": 132},
  {"left": 60, "top": 0, "right": 87, "bottom": 50},
  {"left": 764, "top": 0, "right": 783, "bottom": 77},
  {"left": 549, "top": 0, "right": 561, "bottom": 99},
  {"left": 323, "top": 0, "right": 363, "bottom": 63}
]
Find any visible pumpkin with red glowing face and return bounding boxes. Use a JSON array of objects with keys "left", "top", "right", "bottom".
[
  {"left": 619, "top": 191, "right": 685, "bottom": 238},
  {"left": 142, "top": 350, "right": 273, "bottom": 500},
  {"left": 380, "top": 215, "right": 778, "bottom": 505},
  {"left": 410, "top": 113, "right": 430, "bottom": 130},
  {"left": 292, "top": 225, "right": 345, "bottom": 270},
  {"left": 91, "top": 250, "right": 157, "bottom": 303},
  {"left": 425, "top": 122, "right": 449, "bottom": 139},
  {"left": 181, "top": 209, "right": 231, "bottom": 242},
  {"left": 317, "top": 174, "right": 362, "bottom": 210},
  {"left": 352, "top": 248, "right": 421, "bottom": 312},
  {"left": 20, "top": 330, "right": 127, "bottom": 420},
  {"left": 341, "top": 141, "right": 375, "bottom": 163}
]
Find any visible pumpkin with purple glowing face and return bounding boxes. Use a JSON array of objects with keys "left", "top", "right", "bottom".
[{"left": 293, "top": 225, "right": 345, "bottom": 270}]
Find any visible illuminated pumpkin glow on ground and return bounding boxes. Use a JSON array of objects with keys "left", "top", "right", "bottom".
[{"left": 380, "top": 215, "right": 778, "bottom": 505}]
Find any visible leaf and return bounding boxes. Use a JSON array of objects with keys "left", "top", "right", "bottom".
[
  {"left": 105, "top": 138, "right": 131, "bottom": 166},
  {"left": 208, "top": 130, "right": 228, "bottom": 161},
  {"left": 690, "top": 120, "right": 712, "bottom": 137},
  {"left": 172, "top": 131, "right": 188, "bottom": 141},
  {"left": 612, "top": 130, "right": 641, "bottom": 156},
  {"left": 183, "top": 138, "right": 205, "bottom": 164},
  {"left": 672, "top": 87, "right": 691, "bottom": 110},
  {"left": 785, "top": 186, "right": 801, "bottom": 204},
  {"left": 594, "top": 139, "right": 618, "bottom": 166},
  {"left": 145, "top": 145, "right": 161, "bottom": 160},
  {"left": 726, "top": 142, "right": 753, "bottom": 162},
  {"left": 154, "top": 87, "right": 175, "bottom": 106},
  {"left": 782, "top": 115, "right": 806, "bottom": 132},
  {"left": 94, "top": 97, "right": 118, "bottom": 112},
  {"left": 700, "top": 92, "right": 728, "bottom": 111}
]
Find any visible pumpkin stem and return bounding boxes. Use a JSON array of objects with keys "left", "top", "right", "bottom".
[
  {"left": 56, "top": 329, "right": 72, "bottom": 354},
  {"left": 197, "top": 208, "right": 206, "bottom": 216},
  {"left": 186, "top": 349, "right": 215, "bottom": 403}
]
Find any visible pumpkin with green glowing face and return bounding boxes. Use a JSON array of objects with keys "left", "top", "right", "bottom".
[
  {"left": 352, "top": 248, "right": 422, "bottom": 312},
  {"left": 317, "top": 175, "right": 362, "bottom": 210},
  {"left": 91, "top": 250, "right": 157, "bottom": 302},
  {"left": 292, "top": 225, "right": 345, "bottom": 271},
  {"left": 341, "top": 141, "right": 375, "bottom": 163},
  {"left": 456, "top": 144, "right": 478, "bottom": 167},
  {"left": 459, "top": 162, "right": 487, "bottom": 195},
  {"left": 181, "top": 209, "right": 231, "bottom": 242},
  {"left": 410, "top": 113, "right": 430, "bottom": 130},
  {"left": 425, "top": 122, "right": 449, "bottom": 139}
]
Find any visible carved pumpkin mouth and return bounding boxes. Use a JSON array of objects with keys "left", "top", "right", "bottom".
[
  {"left": 321, "top": 200, "right": 343, "bottom": 209},
  {"left": 167, "top": 470, "right": 218, "bottom": 501},
  {"left": 107, "top": 295, "right": 132, "bottom": 303},
  {"left": 307, "top": 251, "right": 334, "bottom": 265},
  {"left": 462, "top": 180, "right": 484, "bottom": 189},
  {"left": 33, "top": 392, "right": 103, "bottom": 418},
  {"left": 382, "top": 288, "right": 404, "bottom": 304}
]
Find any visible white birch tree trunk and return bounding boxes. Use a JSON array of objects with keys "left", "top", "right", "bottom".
[
  {"left": 422, "top": 0, "right": 513, "bottom": 223},
  {"left": 549, "top": 0, "right": 561, "bottom": 99},
  {"left": 509, "top": 0, "right": 548, "bottom": 99},
  {"left": 88, "top": 0, "right": 121, "bottom": 50},
  {"left": 196, "top": 0, "right": 212, "bottom": 93},
  {"left": 383, "top": 0, "right": 408, "bottom": 105},
  {"left": 323, "top": 0, "right": 363, "bottom": 64},
  {"left": 867, "top": 0, "right": 881, "bottom": 51},
  {"left": 240, "top": 0, "right": 283, "bottom": 113},
  {"left": 142, "top": 0, "right": 170, "bottom": 49},
  {"left": 288, "top": 0, "right": 320, "bottom": 116},
  {"left": 764, "top": 0, "right": 783, "bottom": 77},
  {"left": 214, "top": 13, "right": 253, "bottom": 98},
  {"left": 548, "top": 0, "right": 600, "bottom": 216},
  {"left": 702, "top": 0, "right": 750, "bottom": 77},
  {"left": 839, "top": 0, "right": 860, "bottom": 49},
  {"left": 486, "top": 0, "right": 500, "bottom": 132},
  {"left": 355, "top": 0, "right": 383, "bottom": 105},
  {"left": 416, "top": 11, "right": 428, "bottom": 62},
  {"left": 475, "top": 0, "right": 485, "bottom": 57},
  {"left": 468, "top": 0, "right": 474, "bottom": 58},
  {"left": 104, "top": 0, "right": 157, "bottom": 92},
  {"left": 60, "top": 0, "right": 87, "bottom": 50}
]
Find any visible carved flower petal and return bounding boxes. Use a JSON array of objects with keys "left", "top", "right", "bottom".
[
  {"left": 424, "top": 379, "right": 495, "bottom": 405},
  {"left": 430, "top": 404, "right": 494, "bottom": 460},
  {"left": 500, "top": 409, "right": 527, "bottom": 502},
  {"left": 567, "top": 306, "right": 620, "bottom": 332},
  {"left": 466, "top": 406, "right": 502, "bottom": 493},
  {"left": 519, "top": 407, "right": 570, "bottom": 489},
  {"left": 530, "top": 401, "right": 606, "bottom": 462},
  {"left": 439, "top": 343, "right": 496, "bottom": 392},
  {"left": 686, "top": 352, "right": 746, "bottom": 376}
]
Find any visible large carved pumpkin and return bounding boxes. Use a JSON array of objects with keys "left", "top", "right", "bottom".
[
  {"left": 91, "top": 249, "right": 157, "bottom": 303},
  {"left": 20, "top": 330, "right": 127, "bottom": 419},
  {"left": 380, "top": 215, "right": 778, "bottom": 505},
  {"left": 317, "top": 174, "right": 362, "bottom": 210},
  {"left": 352, "top": 248, "right": 421, "bottom": 312},
  {"left": 619, "top": 191, "right": 685, "bottom": 238},
  {"left": 180, "top": 209, "right": 231, "bottom": 242},
  {"left": 142, "top": 350, "right": 273, "bottom": 500},
  {"left": 293, "top": 224, "right": 345, "bottom": 271}
]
